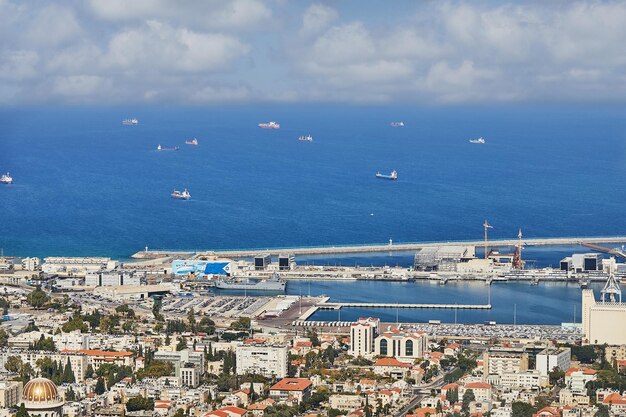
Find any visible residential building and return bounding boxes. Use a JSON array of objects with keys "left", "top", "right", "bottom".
[
  {"left": 0, "top": 380, "right": 22, "bottom": 408},
  {"left": 154, "top": 349, "right": 203, "bottom": 379},
  {"left": 236, "top": 343, "right": 288, "bottom": 378},
  {"left": 565, "top": 367, "right": 597, "bottom": 394},
  {"left": 536, "top": 347, "right": 571, "bottom": 377},
  {"left": 269, "top": 378, "right": 313, "bottom": 404},
  {"left": 483, "top": 346, "right": 529, "bottom": 375},
  {"left": 180, "top": 362, "right": 200, "bottom": 388},
  {"left": 373, "top": 358, "right": 412, "bottom": 379},
  {"left": 374, "top": 326, "right": 428, "bottom": 362},
  {"left": 329, "top": 394, "right": 365, "bottom": 412},
  {"left": 349, "top": 317, "right": 379, "bottom": 357}
]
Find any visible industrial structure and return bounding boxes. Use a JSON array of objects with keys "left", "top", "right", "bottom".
[{"left": 582, "top": 274, "right": 626, "bottom": 344}]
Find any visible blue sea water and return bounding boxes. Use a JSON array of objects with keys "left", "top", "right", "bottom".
[{"left": 2, "top": 104, "right": 626, "bottom": 258}]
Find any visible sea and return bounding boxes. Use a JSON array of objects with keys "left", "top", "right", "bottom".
[{"left": 2, "top": 104, "right": 626, "bottom": 325}]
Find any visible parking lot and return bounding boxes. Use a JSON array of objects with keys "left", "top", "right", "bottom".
[{"left": 161, "top": 295, "right": 271, "bottom": 318}]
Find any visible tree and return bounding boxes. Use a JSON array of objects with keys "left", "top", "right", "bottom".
[
  {"left": 31, "top": 334, "right": 55, "bottom": 351},
  {"left": 462, "top": 389, "right": 475, "bottom": 414},
  {"left": 0, "top": 297, "right": 8, "bottom": 315},
  {"left": 230, "top": 317, "right": 251, "bottom": 331},
  {"left": 0, "top": 328, "right": 8, "bottom": 347},
  {"left": 176, "top": 337, "right": 187, "bottom": 351},
  {"left": 549, "top": 366, "right": 565, "bottom": 386},
  {"left": 62, "top": 314, "right": 89, "bottom": 333},
  {"left": 122, "top": 321, "right": 135, "bottom": 333},
  {"left": 173, "top": 409, "right": 186, "bottom": 417},
  {"left": 95, "top": 377, "right": 106, "bottom": 395},
  {"left": 116, "top": 304, "right": 131, "bottom": 315},
  {"left": 512, "top": 401, "right": 536, "bottom": 417},
  {"left": 99, "top": 316, "right": 113, "bottom": 333},
  {"left": 15, "top": 403, "right": 30, "bottom": 417},
  {"left": 446, "top": 388, "right": 459, "bottom": 403},
  {"left": 85, "top": 364, "right": 95, "bottom": 379},
  {"left": 595, "top": 404, "right": 610, "bottom": 417},
  {"left": 5, "top": 355, "right": 22, "bottom": 373},
  {"left": 187, "top": 308, "right": 196, "bottom": 333},
  {"left": 126, "top": 396, "right": 154, "bottom": 411},
  {"left": 63, "top": 358, "right": 76, "bottom": 383},
  {"left": 198, "top": 317, "right": 215, "bottom": 334},
  {"left": 27, "top": 286, "right": 49, "bottom": 309}
]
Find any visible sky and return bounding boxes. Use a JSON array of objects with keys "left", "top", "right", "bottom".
[{"left": 1, "top": 0, "right": 626, "bottom": 106}]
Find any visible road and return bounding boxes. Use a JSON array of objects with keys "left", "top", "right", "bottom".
[{"left": 394, "top": 370, "right": 450, "bottom": 417}]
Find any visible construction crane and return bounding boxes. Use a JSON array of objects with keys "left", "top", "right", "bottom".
[{"left": 483, "top": 220, "right": 493, "bottom": 259}]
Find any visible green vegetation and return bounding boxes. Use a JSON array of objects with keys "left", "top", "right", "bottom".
[
  {"left": 230, "top": 317, "right": 251, "bottom": 331},
  {"left": 351, "top": 356, "right": 373, "bottom": 366},
  {"left": 462, "top": 388, "right": 475, "bottom": 414},
  {"left": 126, "top": 396, "right": 154, "bottom": 411},
  {"left": 26, "top": 286, "right": 49, "bottom": 309},
  {"left": 136, "top": 360, "right": 174, "bottom": 380},
  {"left": 0, "top": 328, "right": 8, "bottom": 347},
  {"left": 29, "top": 334, "right": 55, "bottom": 351},
  {"left": 95, "top": 377, "right": 106, "bottom": 395},
  {"left": 35, "top": 357, "right": 76, "bottom": 385},
  {"left": 62, "top": 313, "right": 89, "bottom": 333},
  {"left": 0, "top": 296, "right": 9, "bottom": 315},
  {"left": 512, "top": 402, "right": 536, "bottom": 417},
  {"left": 15, "top": 403, "right": 30, "bottom": 417}
]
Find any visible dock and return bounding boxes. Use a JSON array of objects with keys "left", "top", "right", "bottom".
[
  {"left": 317, "top": 302, "right": 491, "bottom": 310},
  {"left": 132, "top": 236, "right": 626, "bottom": 259}
]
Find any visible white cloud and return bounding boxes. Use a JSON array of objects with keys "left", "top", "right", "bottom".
[
  {"left": 88, "top": 0, "right": 272, "bottom": 30},
  {"left": 52, "top": 75, "right": 112, "bottom": 98},
  {"left": 300, "top": 4, "right": 338, "bottom": 36},
  {"left": 103, "top": 21, "right": 250, "bottom": 74},
  {"left": 22, "top": 5, "right": 82, "bottom": 47},
  {"left": 0, "top": 50, "right": 39, "bottom": 81}
]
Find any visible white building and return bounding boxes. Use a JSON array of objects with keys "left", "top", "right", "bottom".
[
  {"left": 374, "top": 326, "right": 428, "bottom": 362},
  {"left": 180, "top": 363, "right": 200, "bottom": 388},
  {"left": 349, "top": 317, "right": 379, "bottom": 357},
  {"left": 565, "top": 367, "right": 597, "bottom": 394},
  {"left": 0, "top": 380, "right": 22, "bottom": 407},
  {"left": 21, "top": 258, "right": 40, "bottom": 271},
  {"left": 582, "top": 276, "right": 626, "bottom": 345},
  {"left": 85, "top": 271, "right": 142, "bottom": 287},
  {"left": 235, "top": 343, "right": 288, "bottom": 378},
  {"left": 483, "top": 347, "right": 528, "bottom": 375},
  {"left": 154, "top": 349, "right": 204, "bottom": 379},
  {"left": 536, "top": 347, "right": 571, "bottom": 377},
  {"left": 42, "top": 257, "right": 118, "bottom": 276}
]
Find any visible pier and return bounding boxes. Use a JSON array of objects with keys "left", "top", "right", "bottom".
[
  {"left": 317, "top": 302, "right": 491, "bottom": 310},
  {"left": 132, "top": 236, "right": 626, "bottom": 259}
]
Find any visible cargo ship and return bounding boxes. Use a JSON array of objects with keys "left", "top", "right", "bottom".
[
  {"left": 157, "top": 144, "right": 179, "bottom": 151},
  {"left": 258, "top": 121, "right": 280, "bottom": 129},
  {"left": 390, "top": 121, "right": 405, "bottom": 127},
  {"left": 376, "top": 170, "right": 398, "bottom": 180},
  {"left": 171, "top": 189, "right": 191, "bottom": 200},
  {"left": 122, "top": 118, "right": 139, "bottom": 125},
  {"left": 469, "top": 137, "right": 485, "bottom": 144},
  {"left": 298, "top": 134, "right": 313, "bottom": 142},
  {"left": 0, "top": 172, "right": 13, "bottom": 184},
  {"left": 185, "top": 138, "right": 198, "bottom": 145},
  {"left": 214, "top": 274, "right": 286, "bottom": 291}
]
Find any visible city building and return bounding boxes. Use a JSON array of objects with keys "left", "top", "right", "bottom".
[
  {"left": 374, "top": 326, "right": 428, "bottom": 362},
  {"left": 560, "top": 253, "right": 603, "bottom": 272},
  {"left": 373, "top": 357, "right": 412, "bottom": 379},
  {"left": 269, "top": 378, "right": 313, "bottom": 404},
  {"left": 0, "top": 380, "right": 22, "bottom": 408},
  {"left": 154, "top": 349, "right": 204, "bottom": 380},
  {"left": 42, "top": 257, "right": 118, "bottom": 276},
  {"left": 582, "top": 275, "right": 626, "bottom": 344},
  {"left": 180, "top": 362, "right": 200, "bottom": 388},
  {"left": 483, "top": 346, "right": 529, "bottom": 375},
  {"left": 329, "top": 394, "right": 365, "bottom": 412},
  {"left": 536, "top": 347, "right": 571, "bottom": 377},
  {"left": 22, "top": 378, "right": 63, "bottom": 417},
  {"left": 349, "top": 317, "right": 379, "bottom": 357},
  {"left": 565, "top": 367, "right": 597, "bottom": 394},
  {"left": 254, "top": 255, "right": 271, "bottom": 270},
  {"left": 277, "top": 254, "right": 295, "bottom": 271},
  {"left": 85, "top": 271, "right": 142, "bottom": 287},
  {"left": 414, "top": 246, "right": 476, "bottom": 271},
  {"left": 236, "top": 343, "right": 288, "bottom": 378}
]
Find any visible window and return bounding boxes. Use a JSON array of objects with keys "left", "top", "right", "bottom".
[
  {"left": 380, "top": 338, "right": 388, "bottom": 355},
  {"left": 406, "top": 340, "right": 414, "bottom": 356}
]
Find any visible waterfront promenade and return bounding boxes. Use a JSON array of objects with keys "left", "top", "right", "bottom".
[
  {"left": 317, "top": 302, "right": 491, "bottom": 310},
  {"left": 132, "top": 236, "right": 626, "bottom": 258}
]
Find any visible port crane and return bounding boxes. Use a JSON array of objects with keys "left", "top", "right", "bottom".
[
  {"left": 512, "top": 228, "right": 525, "bottom": 269},
  {"left": 483, "top": 220, "right": 493, "bottom": 259}
]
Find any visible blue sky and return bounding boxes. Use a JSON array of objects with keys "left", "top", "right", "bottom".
[{"left": 1, "top": 0, "right": 626, "bottom": 105}]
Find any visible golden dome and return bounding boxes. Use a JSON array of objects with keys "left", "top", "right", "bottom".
[{"left": 22, "top": 378, "right": 60, "bottom": 403}]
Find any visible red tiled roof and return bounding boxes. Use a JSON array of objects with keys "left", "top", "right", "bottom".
[
  {"left": 270, "top": 378, "right": 313, "bottom": 391},
  {"left": 465, "top": 382, "right": 491, "bottom": 389},
  {"left": 374, "top": 358, "right": 411, "bottom": 367}
]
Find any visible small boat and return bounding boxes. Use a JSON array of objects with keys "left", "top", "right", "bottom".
[
  {"left": 258, "top": 121, "right": 280, "bottom": 129},
  {"left": 390, "top": 121, "right": 405, "bottom": 127},
  {"left": 376, "top": 170, "right": 398, "bottom": 180},
  {"left": 469, "top": 137, "right": 485, "bottom": 144},
  {"left": 122, "top": 118, "right": 139, "bottom": 125},
  {"left": 298, "top": 134, "right": 313, "bottom": 142},
  {"left": 185, "top": 138, "right": 198, "bottom": 145},
  {"left": 0, "top": 172, "right": 13, "bottom": 184},
  {"left": 171, "top": 189, "right": 191, "bottom": 200},
  {"left": 157, "top": 144, "right": 179, "bottom": 151}
]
